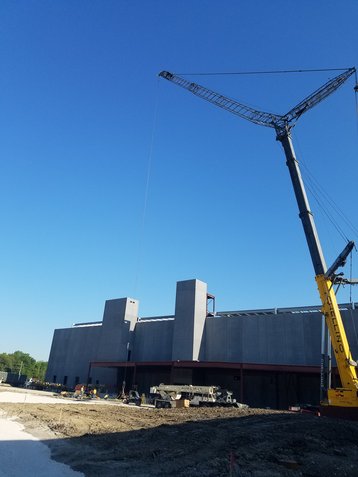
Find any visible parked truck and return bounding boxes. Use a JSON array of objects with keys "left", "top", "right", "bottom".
[{"left": 149, "top": 384, "right": 247, "bottom": 409}]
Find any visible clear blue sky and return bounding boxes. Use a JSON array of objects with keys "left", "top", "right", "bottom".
[{"left": 0, "top": 1, "right": 357, "bottom": 361}]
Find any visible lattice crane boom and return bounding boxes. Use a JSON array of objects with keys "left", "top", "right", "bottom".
[
  {"left": 282, "top": 67, "right": 356, "bottom": 128},
  {"left": 159, "top": 70, "right": 280, "bottom": 129},
  {"left": 159, "top": 68, "right": 356, "bottom": 136}
]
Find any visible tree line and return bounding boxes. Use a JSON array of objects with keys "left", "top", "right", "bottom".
[{"left": 0, "top": 351, "right": 47, "bottom": 381}]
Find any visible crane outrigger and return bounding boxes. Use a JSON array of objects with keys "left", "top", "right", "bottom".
[{"left": 159, "top": 67, "right": 358, "bottom": 418}]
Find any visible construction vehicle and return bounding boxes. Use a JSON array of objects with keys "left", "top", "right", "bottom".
[
  {"left": 149, "top": 384, "right": 246, "bottom": 408},
  {"left": 122, "top": 389, "right": 142, "bottom": 406},
  {"left": 160, "top": 68, "right": 358, "bottom": 419}
]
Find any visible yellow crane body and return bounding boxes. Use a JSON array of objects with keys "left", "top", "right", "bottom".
[{"left": 316, "top": 274, "right": 358, "bottom": 407}]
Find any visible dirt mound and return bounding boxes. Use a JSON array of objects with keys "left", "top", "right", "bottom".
[{"left": 1, "top": 402, "right": 358, "bottom": 476}]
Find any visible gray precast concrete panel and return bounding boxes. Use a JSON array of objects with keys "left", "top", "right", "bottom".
[
  {"left": 255, "top": 315, "right": 290, "bottom": 364},
  {"left": 95, "top": 298, "right": 139, "bottom": 362},
  {"left": 204, "top": 312, "right": 322, "bottom": 365},
  {"left": 172, "top": 279, "right": 207, "bottom": 361},
  {"left": 46, "top": 326, "right": 102, "bottom": 386},
  {"left": 132, "top": 319, "right": 174, "bottom": 361},
  {"left": 203, "top": 317, "right": 229, "bottom": 362},
  {"left": 302, "top": 313, "right": 322, "bottom": 365}
]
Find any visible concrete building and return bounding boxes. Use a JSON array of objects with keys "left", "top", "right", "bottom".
[{"left": 46, "top": 278, "right": 358, "bottom": 409}]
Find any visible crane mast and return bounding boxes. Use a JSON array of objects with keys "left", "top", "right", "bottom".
[{"left": 160, "top": 67, "right": 358, "bottom": 411}]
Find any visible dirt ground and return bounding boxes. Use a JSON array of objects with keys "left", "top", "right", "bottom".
[{"left": 2, "top": 394, "right": 358, "bottom": 477}]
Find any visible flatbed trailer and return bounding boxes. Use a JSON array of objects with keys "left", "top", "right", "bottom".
[{"left": 150, "top": 384, "right": 246, "bottom": 408}]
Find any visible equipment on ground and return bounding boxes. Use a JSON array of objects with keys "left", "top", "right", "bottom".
[
  {"left": 289, "top": 404, "right": 320, "bottom": 416},
  {"left": 149, "top": 384, "right": 246, "bottom": 408},
  {"left": 122, "top": 389, "right": 142, "bottom": 406},
  {"left": 160, "top": 68, "right": 358, "bottom": 418}
]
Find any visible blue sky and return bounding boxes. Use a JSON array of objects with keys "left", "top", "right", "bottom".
[{"left": 0, "top": 1, "right": 357, "bottom": 361}]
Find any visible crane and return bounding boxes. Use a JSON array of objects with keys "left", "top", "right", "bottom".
[{"left": 159, "top": 67, "right": 358, "bottom": 416}]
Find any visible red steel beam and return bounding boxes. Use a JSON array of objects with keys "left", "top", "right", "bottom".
[{"left": 90, "top": 360, "right": 322, "bottom": 374}]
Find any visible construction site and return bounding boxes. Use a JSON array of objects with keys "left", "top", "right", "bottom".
[
  {"left": 0, "top": 66, "right": 344, "bottom": 476},
  {"left": 45, "top": 67, "right": 358, "bottom": 419},
  {"left": 3, "top": 3, "right": 358, "bottom": 476},
  {"left": 1, "top": 69, "right": 358, "bottom": 474}
]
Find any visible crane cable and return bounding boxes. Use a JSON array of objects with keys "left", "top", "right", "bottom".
[
  {"left": 300, "top": 163, "right": 356, "bottom": 308},
  {"left": 293, "top": 138, "right": 348, "bottom": 242},
  {"left": 133, "top": 78, "right": 160, "bottom": 296},
  {"left": 350, "top": 250, "right": 353, "bottom": 303},
  {"left": 176, "top": 68, "right": 351, "bottom": 77},
  {"left": 303, "top": 179, "right": 349, "bottom": 243},
  {"left": 355, "top": 70, "right": 358, "bottom": 136},
  {"left": 300, "top": 161, "right": 358, "bottom": 241},
  {"left": 292, "top": 129, "right": 358, "bottom": 243},
  {"left": 296, "top": 75, "right": 358, "bottom": 244},
  {"left": 349, "top": 251, "right": 358, "bottom": 348},
  {"left": 296, "top": 144, "right": 358, "bottom": 306}
]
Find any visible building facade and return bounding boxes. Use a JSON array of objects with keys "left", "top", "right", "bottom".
[{"left": 46, "top": 278, "right": 358, "bottom": 409}]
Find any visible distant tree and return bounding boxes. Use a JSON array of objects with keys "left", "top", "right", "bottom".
[
  {"left": 12, "top": 350, "right": 35, "bottom": 376},
  {"left": 33, "top": 361, "right": 48, "bottom": 380},
  {"left": 0, "top": 353, "right": 13, "bottom": 372},
  {"left": 0, "top": 351, "right": 47, "bottom": 380}
]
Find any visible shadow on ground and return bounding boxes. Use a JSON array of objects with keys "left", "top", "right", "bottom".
[{"left": 5, "top": 412, "right": 358, "bottom": 477}]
